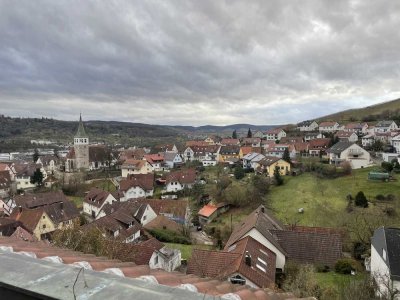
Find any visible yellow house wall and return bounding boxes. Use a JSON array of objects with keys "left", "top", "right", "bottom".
[
  {"left": 266, "top": 160, "right": 291, "bottom": 177},
  {"left": 33, "top": 212, "right": 57, "bottom": 240}
]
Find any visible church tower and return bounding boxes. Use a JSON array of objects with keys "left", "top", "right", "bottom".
[{"left": 74, "top": 114, "right": 90, "bottom": 170}]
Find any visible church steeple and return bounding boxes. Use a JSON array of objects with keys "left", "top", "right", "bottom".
[{"left": 75, "top": 113, "right": 88, "bottom": 138}]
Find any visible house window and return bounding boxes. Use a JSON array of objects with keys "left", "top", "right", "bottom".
[
  {"left": 42, "top": 216, "right": 45, "bottom": 219},
  {"left": 383, "top": 249, "right": 387, "bottom": 261},
  {"left": 42, "top": 224, "right": 46, "bottom": 229},
  {"left": 143, "top": 215, "right": 147, "bottom": 221},
  {"left": 154, "top": 255, "right": 159, "bottom": 265}
]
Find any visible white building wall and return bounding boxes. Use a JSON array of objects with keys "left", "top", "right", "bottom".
[
  {"left": 371, "top": 245, "right": 400, "bottom": 299},
  {"left": 138, "top": 205, "right": 157, "bottom": 226},
  {"left": 166, "top": 181, "right": 183, "bottom": 192}
]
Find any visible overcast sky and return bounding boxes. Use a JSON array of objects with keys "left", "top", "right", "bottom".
[{"left": 1, "top": 1, "right": 400, "bottom": 126}]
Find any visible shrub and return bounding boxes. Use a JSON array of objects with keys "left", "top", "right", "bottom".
[
  {"left": 234, "top": 166, "right": 245, "bottom": 179},
  {"left": 355, "top": 191, "right": 368, "bottom": 208},
  {"left": 386, "top": 194, "right": 396, "bottom": 201},
  {"left": 148, "top": 228, "right": 191, "bottom": 245},
  {"left": 316, "top": 264, "right": 330, "bottom": 273},
  {"left": 375, "top": 194, "right": 385, "bottom": 201},
  {"left": 335, "top": 258, "right": 355, "bottom": 274},
  {"left": 383, "top": 207, "right": 396, "bottom": 217}
]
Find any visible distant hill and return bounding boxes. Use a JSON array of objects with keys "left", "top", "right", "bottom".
[
  {"left": 316, "top": 98, "right": 400, "bottom": 123},
  {"left": 171, "top": 124, "right": 276, "bottom": 134},
  {"left": 0, "top": 116, "right": 275, "bottom": 151}
]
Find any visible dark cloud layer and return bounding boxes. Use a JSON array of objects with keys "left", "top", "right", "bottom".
[{"left": 1, "top": 1, "right": 399, "bottom": 125}]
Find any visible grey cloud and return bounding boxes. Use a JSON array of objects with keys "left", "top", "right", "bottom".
[{"left": 0, "top": 0, "right": 399, "bottom": 125}]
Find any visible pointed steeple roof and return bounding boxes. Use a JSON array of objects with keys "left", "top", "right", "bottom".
[{"left": 74, "top": 114, "right": 88, "bottom": 138}]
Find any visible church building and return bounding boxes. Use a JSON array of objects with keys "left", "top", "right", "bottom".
[{"left": 65, "top": 115, "right": 90, "bottom": 172}]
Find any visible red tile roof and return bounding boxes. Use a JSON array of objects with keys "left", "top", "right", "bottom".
[
  {"left": 0, "top": 236, "right": 311, "bottom": 299},
  {"left": 144, "top": 154, "right": 164, "bottom": 164},
  {"left": 198, "top": 204, "right": 218, "bottom": 218}
]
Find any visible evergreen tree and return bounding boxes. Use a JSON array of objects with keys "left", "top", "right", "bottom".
[
  {"left": 33, "top": 148, "right": 39, "bottom": 162},
  {"left": 232, "top": 130, "right": 237, "bottom": 139},
  {"left": 273, "top": 166, "right": 284, "bottom": 185},
  {"left": 282, "top": 148, "right": 291, "bottom": 164},
  {"left": 247, "top": 128, "right": 252, "bottom": 138},
  {"left": 30, "top": 168, "right": 44, "bottom": 186},
  {"left": 234, "top": 166, "right": 245, "bottom": 180},
  {"left": 355, "top": 191, "right": 368, "bottom": 208}
]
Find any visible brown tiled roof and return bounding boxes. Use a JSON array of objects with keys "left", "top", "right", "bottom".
[
  {"left": 144, "top": 215, "right": 183, "bottom": 233},
  {"left": 280, "top": 137, "right": 304, "bottom": 144},
  {"left": 221, "top": 138, "right": 240, "bottom": 145},
  {"left": 84, "top": 188, "right": 113, "bottom": 208},
  {"left": 258, "top": 156, "right": 281, "bottom": 167},
  {"left": 294, "top": 142, "right": 309, "bottom": 152},
  {"left": 271, "top": 226, "right": 343, "bottom": 267},
  {"left": 240, "top": 146, "right": 253, "bottom": 156},
  {"left": 0, "top": 236, "right": 312, "bottom": 299},
  {"left": 185, "top": 141, "right": 210, "bottom": 147},
  {"left": 266, "top": 128, "right": 284, "bottom": 134},
  {"left": 188, "top": 145, "right": 220, "bottom": 154},
  {"left": 309, "top": 138, "right": 331, "bottom": 149},
  {"left": 10, "top": 208, "right": 45, "bottom": 233},
  {"left": 188, "top": 236, "right": 277, "bottom": 288},
  {"left": 89, "top": 145, "right": 111, "bottom": 163},
  {"left": 225, "top": 205, "right": 286, "bottom": 255},
  {"left": 319, "top": 121, "right": 337, "bottom": 127},
  {"left": 120, "top": 173, "right": 154, "bottom": 192},
  {"left": 129, "top": 238, "right": 164, "bottom": 265},
  {"left": 336, "top": 131, "right": 355, "bottom": 138},
  {"left": 0, "top": 171, "right": 11, "bottom": 189},
  {"left": 10, "top": 226, "right": 37, "bottom": 241},
  {"left": 118, "top": 148, "right": 146, "bottom": 162},
  {"left": 39, "top": 155, "right": 59, "bottom": 166},
  {"left": 42, "top": 201, "right": 80, "bottom": 225},
  {"left": 166, "top": 169, "right": 196, "bottom": 185},
  {"left": 219, "top": 145, "right": 240, "bottom": 155},
  {"left": 85, "top": 211, "right": 142, "bottom": 240},
  {"left": 139, "top": 199, "right": 188, "bottom": 221},
  {"left": 15, "top": 191, "right": 69, "bottom": 209},
  {"left": 14, "top": 162, "right": 42, "bottom": 177},
  {"left": 121, "top": 159, "right": 147, "bottom": 170}
]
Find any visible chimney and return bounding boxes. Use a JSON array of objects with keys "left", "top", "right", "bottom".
[{"left": 60, "top": 201, "right": 63, "bottom": 210}]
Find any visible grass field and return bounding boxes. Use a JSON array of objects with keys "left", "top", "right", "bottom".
[
  {"left": 165, "top": 243, "right": 215, "bottom": 260},
  {"left": 67, "top": 196, "right": 83, "bottom": 208},
  {"left": 268, "top": 167, "right": 400, "bottom": 227},
  {"left": 85, "top": 179, "right": 116, "bottom": 192}
]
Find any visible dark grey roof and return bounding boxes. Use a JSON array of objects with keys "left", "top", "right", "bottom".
[
  {"left": 327, "top": 141, "right": 354, "bottom": 154},
  {"left": 74, "top": 114, "right": 88, "bottom": 138},
  {"left": 372, "top": 227, "right": 400, "bottom": 280}
]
